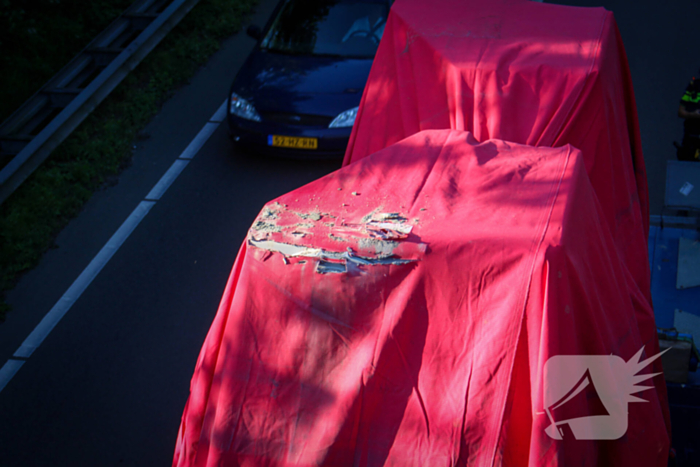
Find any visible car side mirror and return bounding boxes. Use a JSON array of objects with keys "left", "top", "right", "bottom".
[{"left": 247, "top": 25, "right": 262, "bottom": 41}]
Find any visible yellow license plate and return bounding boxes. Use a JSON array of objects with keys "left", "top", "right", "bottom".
[{"left": 269, "top": 135, "right": 318, "bottom": 150}]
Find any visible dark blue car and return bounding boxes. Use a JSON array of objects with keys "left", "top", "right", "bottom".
[{"left": 228, "top": 0, "right": 391, "bottom": 158}]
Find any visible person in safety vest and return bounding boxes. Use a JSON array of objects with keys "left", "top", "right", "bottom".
[{"left": 676, "top": 72, "right": 700, "bottom": 161}]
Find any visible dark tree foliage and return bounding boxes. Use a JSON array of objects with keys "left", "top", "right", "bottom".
[
  {"left": 0, "top": 0, "right": 133, "bottom": 122},
  {"left": 265, "top": 0, "right": 339, "bottom": 54}
]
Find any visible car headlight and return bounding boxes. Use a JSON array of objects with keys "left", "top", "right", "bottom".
[
  {"left": 229, "top": 92, "right": 261, "bottom": 122},
  {"left": 329, "top": 106, "right": 359, "bottom": 128}
]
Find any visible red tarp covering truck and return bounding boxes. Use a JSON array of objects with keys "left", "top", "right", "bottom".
[
  {"left": 173, "top": 0, "right": 670, "bottom": 465},
  {"left": 343, "top": 0, "right": 670, "bottom": 453},
  {"left": 344, "top": 0, "right": 654, "bottom": 327}
]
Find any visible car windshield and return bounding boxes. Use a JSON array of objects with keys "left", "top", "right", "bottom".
[{"left": 260, "top": 0, "right": 388, "bottom": 58}]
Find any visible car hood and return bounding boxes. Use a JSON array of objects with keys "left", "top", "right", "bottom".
[{"left": 232, "top": 50, "right": 374, "bottom": 117}]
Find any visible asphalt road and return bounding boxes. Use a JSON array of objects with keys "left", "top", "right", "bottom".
[{"left": 0, "top": 0, "right": 697, "bottom": 465}]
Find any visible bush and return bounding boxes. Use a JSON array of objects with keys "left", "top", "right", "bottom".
[{"left": 0, "top": 0, "right": 258, "bottom": 320}]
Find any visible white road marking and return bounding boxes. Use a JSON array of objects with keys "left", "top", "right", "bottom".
[
  {"left": 180, "top": 122, "right": 220, "bottom": 160},
  {"left": 210, "top": 100, "right": 229, "bottom": 123},
  {"left": 0, "top": 99, "right": 229, "bottom": 393},
  {"left": 145, "top": 159, "right": 190, "bottom": 200},
  {"left": 14, "top": 200, "right": 155, "bottom": 359},
  {"left": 0, "top": 360, "right": 24, "bottom": 393}
]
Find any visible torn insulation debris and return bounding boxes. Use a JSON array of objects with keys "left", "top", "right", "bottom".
[
  {"left": 249, "top": 238, "right": 417, "bottom": 274},
  {"left": 249, "top": 239, "right": 323, "bottom": 258},
  {"left": 248, "top": 205, "right": 424, "bottom": 274},
  {"left": 252, "top": 221, "right": 283, "bottom": 233},
  {"left": 261, "top": 205, "right": 280, "bottom": 220},
  {"left": 365, "top": 221, "right": 413, "bottom": 240},
  {"left": 294, "top": 211, "right": 322, "bottom": 221},
  {"left": 359, "top": 237, "right": 400, "bottom": 256},
  {"left": 377, "top": 213, "right": 408, "bottom": 222},
  {"left": 361, "top": 208, "right": 382, "bottom": 223},
  {"left": 316, "top": 260, "right": 347, "bottom": 274}
]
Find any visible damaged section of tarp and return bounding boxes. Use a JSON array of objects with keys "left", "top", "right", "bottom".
[
  {"left": 248, "top": 238, "right": 418, "bottom": 272},
  {"left": 248, "top": 239, "right": 323, "bottom": 258},
  {"left": 365, "top": 221, "right": 412, "bottom": 240},
  {"left": 246, "top": 199, "right": 425, "bottom": 274},
  {"left": 316, "top": 260, "right": 347, "bottom": 274}
]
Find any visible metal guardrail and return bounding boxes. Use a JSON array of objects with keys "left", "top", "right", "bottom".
[{"left": 0, "top": 0, "right": 201, "bottom": 205}]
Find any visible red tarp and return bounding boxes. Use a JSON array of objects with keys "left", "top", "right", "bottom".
[
  {"left": 345, "top": 0, "right": 652, "bottom": 318},
  {"left": 343, "top": 0, "right": 669, "bottom": 446},
  {"left": 174, "top": 130, "right": 669, "bottom": 466}
]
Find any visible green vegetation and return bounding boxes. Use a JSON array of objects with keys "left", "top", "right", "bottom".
[
  {"left": 0, "top": 0, "right": 135, "bottom": 123},
  {"left": 0, "top": 0, "right": 258, "bottom": 320}
]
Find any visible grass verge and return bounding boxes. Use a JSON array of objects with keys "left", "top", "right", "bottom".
[
  {"left": 0, "top": 0, "right": 134, "bottom": 123},
  {"left": 0, "top": 0, "right": 258, "bottom": 320}
]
